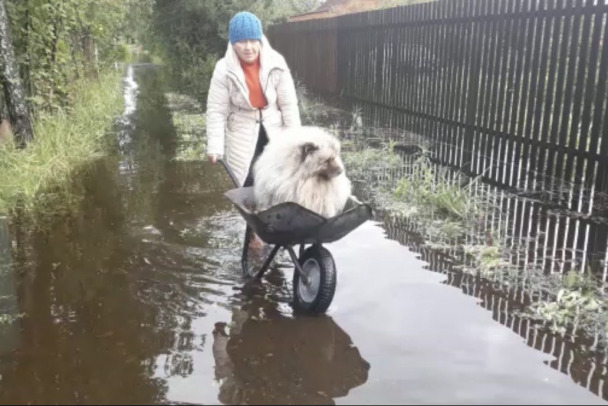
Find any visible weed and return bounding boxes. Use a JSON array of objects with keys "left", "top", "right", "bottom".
[
  {"left": 291, "top": 78, "right": 608, "bottom": 354},
  {"left": 0, "top": 70, "right": 124, "bottom": 218}
]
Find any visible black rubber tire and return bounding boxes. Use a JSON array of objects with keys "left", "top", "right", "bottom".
[{"left": 292, "top": 245, "right": 337, "bottom": 315}]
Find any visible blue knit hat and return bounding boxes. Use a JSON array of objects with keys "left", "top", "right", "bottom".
[{"left": 229, "top": 11, "right": 263, "bottom": 44}]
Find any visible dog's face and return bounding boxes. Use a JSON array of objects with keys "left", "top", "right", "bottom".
[{"left": 299, "top": 137, "right": 345, "bottom": 180}]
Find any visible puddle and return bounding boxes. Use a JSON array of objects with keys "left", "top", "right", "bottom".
[{"left": 0, "top": 64, "right": 604, "bottom": 405}]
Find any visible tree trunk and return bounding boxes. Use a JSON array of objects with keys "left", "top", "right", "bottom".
[
  {"left": 21, "top": 4, "right": 32, "bottom": 100},
  {"left": 83, "top": 30, "right": 98, "bottom": 79},
  {"left": 47, "top": 20, "right": 59, "bottom": 109},
  {"left": 0, "top": 0, "right": 34, "bottom": 147}
]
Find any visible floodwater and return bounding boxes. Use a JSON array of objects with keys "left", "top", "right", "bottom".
[{"left": 0, "top": 64, "right": 606, "bottom": 405}]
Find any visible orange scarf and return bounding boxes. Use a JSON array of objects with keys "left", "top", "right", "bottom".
[{"left": 240, "top": 58, "right": 268, "bottom": 109}]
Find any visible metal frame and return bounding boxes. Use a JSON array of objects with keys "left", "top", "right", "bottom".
[
  {"left": 221, "top": 158, "right": 315, "bottom": 284},
  {"left": 242, "top": 224, "right": 311, "bottom": 284}
]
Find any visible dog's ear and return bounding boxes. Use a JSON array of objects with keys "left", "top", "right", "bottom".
[{"left": 301, "top": 142, "right": 319, "bottom": 160}]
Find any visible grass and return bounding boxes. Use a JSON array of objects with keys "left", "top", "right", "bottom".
[
  {"left": 522, "top": 269, "right": 608, "bottom": 344},
  {"left": 388, "top": 157, "right": 608, "bottom": 344},
  {"left": 345, "top": 142, "right": 608, "bottom": 350},
  {"left": 0, "top": 70, "right": 124, "bottom": 218},
  {"left": 341, "top": 139, "right": 403, "bottom": 186},
  {"left": 394, "top": 155, "right": 486, "bottom": 222},
  {"left": 315, "top": 93, "right": 608, "bottom": 352}
]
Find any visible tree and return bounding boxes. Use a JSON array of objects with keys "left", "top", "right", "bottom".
[
  {"left": 148, "top": 0, "right": 321, "bottom": 100},
  {"left": 0, "top": 0, "right": 34, "bottom": 147},
  {"left": 288, "top": 0, "right": 322, "bottom": 16}
]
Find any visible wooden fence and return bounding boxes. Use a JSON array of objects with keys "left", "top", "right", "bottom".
[{"left": 268, "top": 0, "right": 608, "bottom": 220}]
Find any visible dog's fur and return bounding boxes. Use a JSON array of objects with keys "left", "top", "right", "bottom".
[{"left": 252, "top": 126, "right": 351, "bottom": 218}]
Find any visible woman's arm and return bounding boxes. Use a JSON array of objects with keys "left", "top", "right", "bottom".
[
  {"left": 206, "top": 61, "right": 231, "bottom": 159},
  {"left": 276, "top": 67, "right": 302, "bottom": 128}
]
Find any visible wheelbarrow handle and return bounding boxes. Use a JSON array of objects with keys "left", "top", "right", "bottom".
[{"left": 218, "top": 158, "right": 240, "bottom": 188}]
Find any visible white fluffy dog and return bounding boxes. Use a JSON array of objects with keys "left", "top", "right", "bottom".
[{"left": 252, "top": 126, "right": 352, "bottom": 218}]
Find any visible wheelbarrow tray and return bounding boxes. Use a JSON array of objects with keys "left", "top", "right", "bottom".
[{"left": 224, "top": 187, "right": 373, "bottom": 246}]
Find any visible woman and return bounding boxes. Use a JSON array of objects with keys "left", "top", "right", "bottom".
[{"left": 206, "top": 11, "right": 301, "bottom": 249}]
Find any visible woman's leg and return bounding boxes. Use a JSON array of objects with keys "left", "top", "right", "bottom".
[
  {"left": 243, "top": 125, "right": 269, "bottom": 250},
  {"left": 242, "top": 125, "right": 269, "bottom": 187}
]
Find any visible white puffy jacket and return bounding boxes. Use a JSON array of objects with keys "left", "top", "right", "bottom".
[{"left": 206, "top": 35, "right": 301, "bottom": 186}]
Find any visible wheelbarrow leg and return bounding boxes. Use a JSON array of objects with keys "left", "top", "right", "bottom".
[
  {"left": 241, "top": 225, "right": 252, "bottom": 277},
  {"left": 241, "top": 225, "right": 281, "bottom": 278},
  {"left": 256, "top": 245, "right": 281, "bottom": 278},
  {"left": 286, "top": 246, "right": 310, "bottom": 285}
]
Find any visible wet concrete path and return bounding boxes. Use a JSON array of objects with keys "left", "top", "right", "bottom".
[{"left": 0, "top": 64, "right": 605, "bottom": 405}]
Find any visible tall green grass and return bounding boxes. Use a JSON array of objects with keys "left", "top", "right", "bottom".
[
  {"left": 394, "top": 155, "right": 485, "bottom": 221},
  {"left": 0, "top": 70, "right": 124, "bottom": 217}
]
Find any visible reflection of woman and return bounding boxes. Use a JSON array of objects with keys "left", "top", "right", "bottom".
[
  {"left": 211, "top": 278, "right": 370, "bottom": 405},
  {"left": 206, "top": 11, "right": 301, "bottom": 251}
]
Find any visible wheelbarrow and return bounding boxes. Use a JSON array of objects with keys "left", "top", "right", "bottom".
[{"left": 219, "top": 159, "right": 373, "bottom": 314}]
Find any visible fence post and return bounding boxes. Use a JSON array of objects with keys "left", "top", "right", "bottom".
[
  {"left": 375, "top": 21, "right": 385, "bottom": 127},
  {"left": 336, "top": 17, "right": 344, "bottom": 97},
  {"left": 462, "top": 23, "right": 480, "bottom": 176},
  {"left": 589, "top": 92, "right": 608, "bottom": 265}
]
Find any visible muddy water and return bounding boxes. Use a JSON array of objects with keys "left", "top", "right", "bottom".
[{"left": 0, "top": 64, "right": 605, "bottom": 405}]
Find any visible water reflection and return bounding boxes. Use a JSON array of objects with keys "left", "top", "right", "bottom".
[
  {"left": 0, "top": 217, "right": 18, "bottom": 357},
  {"left": 212, "top": 272, "right": 370, "bottom": 405},
  {"left": 0, "top": 61, "right": 606, "bottom": 405},
  {"left": 0, "top": 160, "right": 170, "bottom": 404},
  {"left": 382, "top": 214, "right": 608, "bottom": 401},
  {"left": 0, "top": 62, "right": 369, "bottom": 404},
  {"left": 0, "top": 64, "right": 178, "bottom": 404}
]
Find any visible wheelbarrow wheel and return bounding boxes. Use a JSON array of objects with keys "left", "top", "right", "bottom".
[{"left": 292, "top": 245, "right": 336, "bottom": 315}]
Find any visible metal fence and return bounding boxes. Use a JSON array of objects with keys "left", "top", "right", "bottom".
[{"left": 268, "top": 0, "right": 608, "bottom": 216}]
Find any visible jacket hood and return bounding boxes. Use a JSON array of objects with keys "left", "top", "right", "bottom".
[{"left": 224, "top": 35, "right": 288, "bottom": 81}]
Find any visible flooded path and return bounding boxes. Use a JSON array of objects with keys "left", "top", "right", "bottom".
[{"left": 0, "top": 64, "right": 605, "bottom": 404}]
